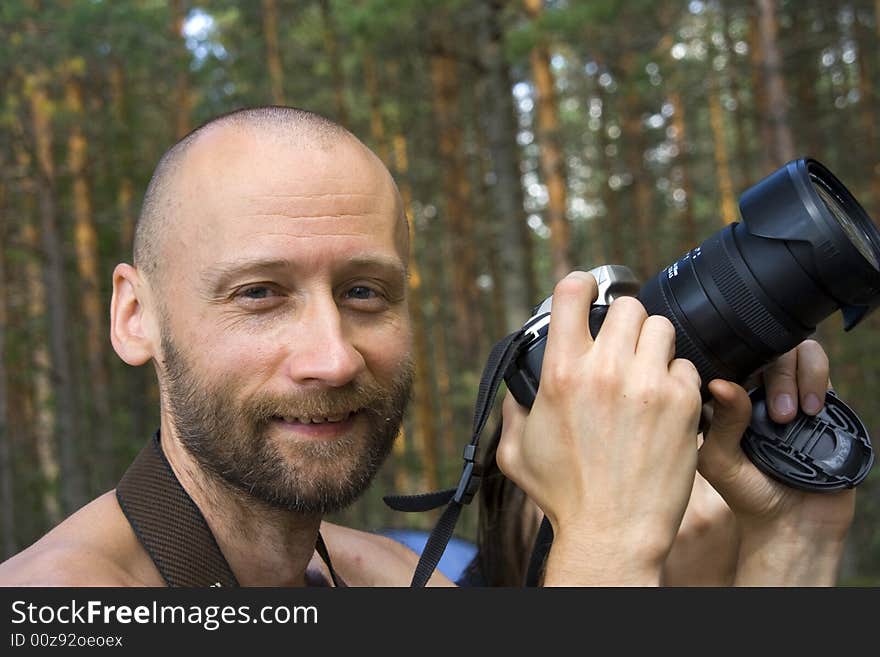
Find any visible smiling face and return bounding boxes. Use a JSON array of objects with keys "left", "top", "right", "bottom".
[{"left": 143, "top": 124, "right": 413, "bottom": 513}]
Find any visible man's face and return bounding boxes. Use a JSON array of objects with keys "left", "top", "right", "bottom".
[{"left": 153, "top": 127, "right": 413, "bottom": 514}]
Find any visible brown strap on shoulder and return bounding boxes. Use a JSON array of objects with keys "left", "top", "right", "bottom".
[
  {"left": 117, "top": 432, "right": 345, "bottom": 587},
  {"left": 116, "top": 432, "right": 239, "bottom": 587}
]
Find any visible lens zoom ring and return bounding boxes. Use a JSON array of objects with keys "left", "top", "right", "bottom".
[
  {"left": 709, "top": 254, "right": 792, "bottom": 352},
  {"left": 643, "top": 281, "right": 728, "bottom": 385}
]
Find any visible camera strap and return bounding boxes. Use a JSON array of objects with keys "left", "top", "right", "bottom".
[
  {"left": 384, "top": 328, "right": 530, "bottom": 587},
  {"left": 116, "top": 431, "right": 346, "bottom": 587}
]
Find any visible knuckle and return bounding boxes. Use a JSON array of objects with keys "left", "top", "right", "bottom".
[
  {"left": 670, "top": 359, "right": 702, "bottom": 400},
  {"left": 765, "top": 360, "right": 796, "bottom": 384},
  {"left": 611, "top": 295, "right": 648, "bottom": 319},
  {"left": 588, "top": 359, "right": 624, "bottom": 393},
  {"left": 540, "top": 359, "right": 575, "bottom": 396},
  {"left": 646, "top": 313, "right": 675, "bottom": 336},
  {"left": 630, "top": 366, "right": 661, "bottom": 392},
  {"left": 553, "top": 273, "right": 595, "bottom": 301}
]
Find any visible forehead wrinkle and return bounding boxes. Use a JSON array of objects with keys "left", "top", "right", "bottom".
[
  {"left": 243, "top": 213, "right": 386, "bottom": 221},
  {"left": 243, "top": 194, "right": 392, "bottom": 218},
  {"left": 248, "top": 192, "right": 382, "bottom": 198}
]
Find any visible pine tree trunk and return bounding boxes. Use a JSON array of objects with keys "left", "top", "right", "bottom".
[
  {"left": 427, "top": 248, "right": 456, "bottom": 470},
  {"left": 28, "top": 74, "right": 86, "bottom": 514},
  {"left": 363, "top": 54, "right": 389, "bottom": 163},
  {"left": 856, "top": 14, "right": 880, "bottom": 217},
  {"left": 748, "top": 10, "right": 775, "bottom": 173},
  {"left": 66, "top": 73, "right": 114, "bottom": 487},
  {"left": 620, "top": 55, "right": 656, "bottom": 280},
  {"left": 392, "top": 134, "right": 440, "bottom": 492},
  {"left": 109, "top": 61, "right": 136, "bottom": 256},
  {"left": 669, "top": 91, "right": 698, "bottom": 251},
  {"left": 718, "top": 3, "right": 750, "bottom": 190},
  {"left": 170, "top": 0, "right": 191, "bottom": 138},
  {"left": 876, "top": 0, "right": 880, "bottom": 36},
  {"left": 756, "top": 0, "right": 795, "bottom": 164},
  {"left": 708, "top": 89, "right": 738, "bottom": 225},
  {"left": 320, "top": 0, "right": 347, "bottom": 124},
  {"left": 17, "top": 161, "right": 62, "bottom": 525},
  {"left": 480, "top": 0, "right": 536, "bottom": 326},
  {"left": 261, "top": 0, "right": 285, "bottom": 105},
  {"left": 791, "top": 9, "right": 822, "bottom": 160},
  {"left": 0, "top": 182, "right": 17, "bottom": 557},
  {"left": 428, "top": 25, "right": 484, "bottom": 364},
  {"left": 364, "top": 58, "right": 440, "bottom": 492},
  {"left": 525, "top": 0, "right": 571, "bottom": 282},
  {"left": 473, "top": 127, "right": 507, "bottom": 340},
  {"left": 597, "top": 84, "right": 624, "bottom": 265}
]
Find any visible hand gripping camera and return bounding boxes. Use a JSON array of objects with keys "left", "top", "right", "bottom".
[
  {"left": 387, "top": 158, "right": 878, "bottom": 587},
  {"left": 505, "top": 158, "right": 878, "bottom": 492}
]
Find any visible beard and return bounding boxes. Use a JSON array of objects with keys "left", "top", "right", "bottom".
[{"left": 159, "top": 328, "right": 413, "bottom": 515}]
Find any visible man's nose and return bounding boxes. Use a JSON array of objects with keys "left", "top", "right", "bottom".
[{"left": 284, "top": 296, "right": 366, "bottom": 387}]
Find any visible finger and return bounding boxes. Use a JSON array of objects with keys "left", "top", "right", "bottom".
[
  {"left": 496, "top": 392, "right": 528, "bottom": 478},
  {"left": 698, "top": 379, "right": 752, "bottom": 480},
  {"left": 669, "top": 357, "right": 702, "bottom": 392},
  {"left": 669, "top": 358, "right": 703, "bottom": 431},
  {"left": 794, "top": 339, "right": 829, "bottom": 415},
  {"left": 592, "top": 295, "right": 647, "bottom": 356},
  {"left": 634, "top": 314, "right": 676, "bottom": 367},
  {"left": 761, "top": 349, "right": 798, "bottom": 423},
  {"left": 542, "top": 271, "right": 598, "bottom": 370}
]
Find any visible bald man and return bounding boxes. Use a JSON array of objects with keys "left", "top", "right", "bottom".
[{"left": 0, "top": 107, "right": 854, "bottom": 587}]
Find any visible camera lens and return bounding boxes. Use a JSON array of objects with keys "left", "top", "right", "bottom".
[
  {"left": 811, "top": 175, "right": 880, "bottom": 270},
  {"left": 633, "top": 158, "right": 880, "bottom": 394},
  {"left": 504, "top": 158, "right": 879, "bottom": 491}
]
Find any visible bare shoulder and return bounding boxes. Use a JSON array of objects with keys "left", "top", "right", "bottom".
[
  {"left": 319, "top": 522, "right": 455, "bottom": 587},
  {"left": 0, "top": 491, "right": 162, "bottom": 587}
]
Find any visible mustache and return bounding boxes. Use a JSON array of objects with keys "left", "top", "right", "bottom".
[{"left": 245, "top": 376, "right": 412, "bottom": 423}]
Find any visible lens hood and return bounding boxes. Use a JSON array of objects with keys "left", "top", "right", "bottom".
[{"left": 739, "top": 158, "right": 880, "bottom": 327}]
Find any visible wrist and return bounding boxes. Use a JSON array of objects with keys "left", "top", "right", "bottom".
[
  {"left": 542, "top": 526, "right": 667, "bottom": 587},
  {"left": 735, "top": 522, "right": 847, "bottom": 586}
]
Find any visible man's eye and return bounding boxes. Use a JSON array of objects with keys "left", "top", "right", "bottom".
[
  {"left": 234, "top": 285, "right": 282, "bottom": 305},
  {"left": 241, "top": 286, "right": 273, "bottom": 299},
  {"left": 347, "top": 286, "right": 378, "bottom": 300}
]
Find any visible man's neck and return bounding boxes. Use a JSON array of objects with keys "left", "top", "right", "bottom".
[{"left": 158, "top": 418, "right": 322, "bottom": 587}]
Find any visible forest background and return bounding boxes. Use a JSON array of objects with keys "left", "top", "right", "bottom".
[{"left": 2, "top": 0, "right": 880, "bottom": 584}]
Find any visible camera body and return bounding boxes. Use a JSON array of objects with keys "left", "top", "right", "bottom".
[{"left": 505, "top": 264, "right": 639, "bottom": 410}]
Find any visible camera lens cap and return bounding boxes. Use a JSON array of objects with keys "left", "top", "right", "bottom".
[{"left": 741, "top": 388, "right": 874, "bottom": 492}]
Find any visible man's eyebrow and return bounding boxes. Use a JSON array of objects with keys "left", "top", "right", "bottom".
[
  {"left": 341, "top": 255, "right": 408, "bottom": 280},
  {"left": 200, "top": 255, "right": 408, "bottom": 289},
  {"left": 200, "top": 258, "right": 294, "bottom": 289}
]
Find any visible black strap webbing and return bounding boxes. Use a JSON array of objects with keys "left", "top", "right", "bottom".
[
  {"left": 525, "top": 516, "right": 554, "bottom": 587},
  {"left": 116, "top": 431, "right": 345, "bottom": 587},
  {"left": 384, "top": 329, "right": 529, "bottom": 587}
]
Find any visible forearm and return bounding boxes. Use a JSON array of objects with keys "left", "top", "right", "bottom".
[{"left": 734, "top": 523, "right": 846, "bottom": 586}]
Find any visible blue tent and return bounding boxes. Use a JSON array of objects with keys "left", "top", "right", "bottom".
[{"left": 377, "top": 528, "right": 477, "bottom": 583}]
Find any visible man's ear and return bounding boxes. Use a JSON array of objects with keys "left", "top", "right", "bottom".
[{"left": 110, "top": 263, "right": 157, "bottom": 366}]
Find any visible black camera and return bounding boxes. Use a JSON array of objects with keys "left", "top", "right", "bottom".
[{"left": 504, "top": 158, "right": 878, "bottom": 492}]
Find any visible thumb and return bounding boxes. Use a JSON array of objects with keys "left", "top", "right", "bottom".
[{"left": 698, "top": 379, "right": 753, "bottom": 484}]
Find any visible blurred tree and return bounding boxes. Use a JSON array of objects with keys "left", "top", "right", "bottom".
[
  {"left": 524, "top": 0, "right": 572, "bottom": 282},
  {"left": 261, "top": 0, "right": 285, "bottom": 104}
]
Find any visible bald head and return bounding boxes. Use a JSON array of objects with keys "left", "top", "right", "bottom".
[{"left": 133, "top": 106, "right": 406, "bottom": 286}]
